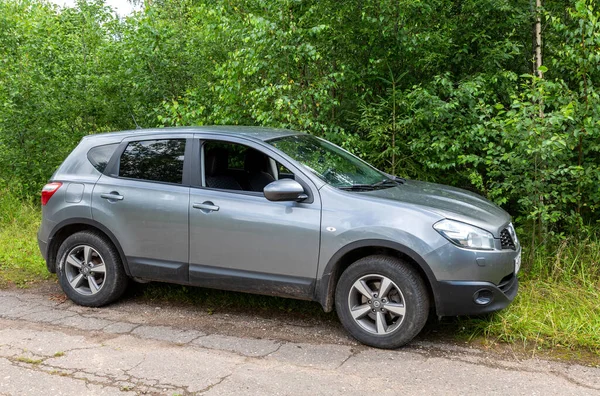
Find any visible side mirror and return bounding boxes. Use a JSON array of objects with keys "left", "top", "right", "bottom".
[{"left": 263, "top": 179, "right": 308, "bottom": 202}]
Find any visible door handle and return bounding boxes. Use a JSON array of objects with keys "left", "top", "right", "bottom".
[
  {"left": 193, "top": 202, "right": 219, "bottom": 212},
  {"left": 100, "top": 193, "right": 124, "bottom": 201}
]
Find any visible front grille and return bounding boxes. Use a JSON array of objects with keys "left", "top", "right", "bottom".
[
  {"left": 498, "top": 273, "right": 517, "bottom": 294},
  {"left": 500, "top": 228, "right": 516, "bottom": 250}
]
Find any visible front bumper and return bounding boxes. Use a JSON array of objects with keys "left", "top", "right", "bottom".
[
  {"left": 425, "top": 232, "right": 521, "bottom": 316},
  {"left": 434, "top": 272, "right": 519, "bottom": 316}
]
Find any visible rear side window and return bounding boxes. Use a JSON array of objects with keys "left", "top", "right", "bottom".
[
  {"left": 119, "top": 139, "right": 186, "bottom": 184},
  {"left": 87, "top": 144, "right": 118, "bottom": 173}
]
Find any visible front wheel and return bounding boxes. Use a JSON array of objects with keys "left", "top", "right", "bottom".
[
  {"left": 57, "top": 230, "right": 128, "bottom": 307},
  {"left": 335, "top": 255, "right": 430, "bottom": 349}
]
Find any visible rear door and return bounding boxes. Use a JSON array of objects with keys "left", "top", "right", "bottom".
[{"left": 92, "top": 134, "right": 192, "bottom": 283}]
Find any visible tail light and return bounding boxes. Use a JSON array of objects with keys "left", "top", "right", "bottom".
[{"left": 41, "top": 182, "right": 62, "bottom": 206}]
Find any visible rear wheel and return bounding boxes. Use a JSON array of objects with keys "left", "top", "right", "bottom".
[
  {"left": 335, "top": 255, "right": 429, "bottom": 349},
  {"left": 57, "top": 231, "right": 128, "bottom": 307}
]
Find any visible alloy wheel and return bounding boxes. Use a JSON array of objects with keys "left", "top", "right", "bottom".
[
  {"left": 64, "top": 245, "right": 107, "bottom": 296},
  {"left": 347, "top": 274, "right": 406, "bottom": 335}
]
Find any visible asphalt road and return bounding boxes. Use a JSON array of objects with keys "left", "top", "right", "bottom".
[{"left": 0, "top": 287, "right": 598, "bottom": 395}]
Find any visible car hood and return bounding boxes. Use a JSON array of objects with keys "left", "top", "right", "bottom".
[{"left": 361, "top": 180, "right": 510, "bottom": 236}]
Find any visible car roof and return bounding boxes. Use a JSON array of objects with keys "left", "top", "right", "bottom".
[{"left": 83, "top": 126, "right": 306, "bottom": 142}]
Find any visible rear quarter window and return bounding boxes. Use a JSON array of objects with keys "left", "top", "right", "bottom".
[{"left": 87, "top": 143, "right": 118, "bottom": 173}]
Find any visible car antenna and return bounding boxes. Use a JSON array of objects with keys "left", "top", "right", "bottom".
[{"left": 130, "top": 113, "right": 142, "bottom": 129}]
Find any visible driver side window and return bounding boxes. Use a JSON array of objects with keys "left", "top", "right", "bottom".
[{"left": 202, "top": 141, "right": 294, "bottom": 192}]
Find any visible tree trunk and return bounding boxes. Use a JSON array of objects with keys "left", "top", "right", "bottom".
[
  {"left": 533, "top": 0, "right": 546, "bottom": 240},
  {"left": 533, "top": 0, "right": 543, "bottom": 79}
]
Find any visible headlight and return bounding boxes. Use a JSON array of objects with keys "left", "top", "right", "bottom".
[{"left": 433, "top": 219, "right": 495, "bottom": 250}]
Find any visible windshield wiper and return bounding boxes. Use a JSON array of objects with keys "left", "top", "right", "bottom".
[
  {"left": 338, "top": 184, "right": 376, "bottom": 191},
  {"left": 338, "top": 178, "right": 401, "bottom": 191}
]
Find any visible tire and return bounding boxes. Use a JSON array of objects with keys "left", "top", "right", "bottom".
[
  {"left": 56, "top": 230, "right": 128, "bottom": 307},
  {"left": 335, "top": 255, "right": 429, "bottom": 349}
]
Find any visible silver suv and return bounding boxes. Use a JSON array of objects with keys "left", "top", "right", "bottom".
[{"left": 38, "top": 126, "right": 520, "bottom": 348}]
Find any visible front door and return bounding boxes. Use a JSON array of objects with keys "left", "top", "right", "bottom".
[{"left": 188, "top": 137, "right": 321, "bottom": 298}]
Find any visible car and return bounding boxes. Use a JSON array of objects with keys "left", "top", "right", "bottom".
[{"left": 38, "top": 126, "right": 520, "bottom": 349}]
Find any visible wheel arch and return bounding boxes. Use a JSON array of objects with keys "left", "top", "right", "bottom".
[
  {"left": 315, "top": 239, "right": 440, "bottom": 313},
  {"left": 46, "top": 218, "right": 130, "bottom": 276}
]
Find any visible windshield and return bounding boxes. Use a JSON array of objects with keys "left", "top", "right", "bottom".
[{"left": 268, "top": 135, "right": 393, "bottom": 189}]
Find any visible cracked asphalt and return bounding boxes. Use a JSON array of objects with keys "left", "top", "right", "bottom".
[{"left": 0, "top": 288, "right": 599, "bottom": 395}]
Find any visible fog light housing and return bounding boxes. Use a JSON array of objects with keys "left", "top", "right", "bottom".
[{"left": 473, "top": 289, "right": 494, "bottom": 305}]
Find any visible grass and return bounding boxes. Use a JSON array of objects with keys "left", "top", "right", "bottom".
[
  {"left": 1, "top": 190, "right": 599, "bottom": 357},
  {"left": 459, "top": 277, "right": 600, "bottom": 354},
  {"left": 459, "top": 237, "right": 600, "bottom": 356},
  {"left": 15, "top": 356, "right": 43, "bottom": 365},
  {"left": 0, "top": 191, "right": 49, "bottom": 287}
]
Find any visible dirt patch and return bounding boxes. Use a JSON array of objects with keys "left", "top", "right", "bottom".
[{"left": 10, "top": 279, "right": 600, "bottom": 367}]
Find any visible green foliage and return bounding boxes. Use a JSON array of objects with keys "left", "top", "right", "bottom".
[
  {"left": 460, "top": 1, "right": 600, "bottom": 238},
  {"left": 464, "top": 277, "right": 600, "bottom": 354},
  {"left": 355, "top": 0, "right": 600, "bottom": 241},
  {"left": 461, "top": 236, "right": 600, "bottom": 354},
  {"left": 0, "top": 0, "right": 127, "bottom": 199},
  {"left": 0, "top": 0, "right": 599, "bottom": 251},
  {"left": 0, "top": 189, "right": 48, "bottom": 287}
]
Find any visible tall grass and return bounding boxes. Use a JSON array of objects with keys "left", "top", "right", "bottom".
[
  {"left": 462, "top": 237, "right": 600, "bottom": 355},
  {"left": 530, "top": 236, "right": 600, "bottom": 284},
  {"left": 0, "top": 188, "right": 49, "bottom": 286}
]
